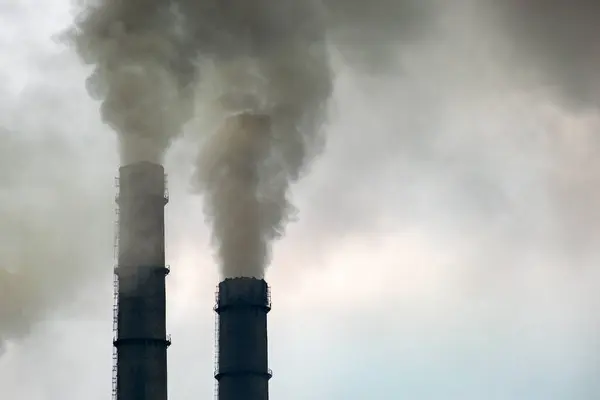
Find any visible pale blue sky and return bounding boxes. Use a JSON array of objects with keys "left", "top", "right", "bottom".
[{"left": 0, "top": 1, "right": 598, "bottom": 399}]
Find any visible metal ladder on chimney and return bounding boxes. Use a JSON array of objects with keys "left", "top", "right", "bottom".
[
  {"left": 213, "top": 289, "right": 220, "bottom": 400},
  {"left": 111, "top": 273, "right": 119, "bottom": 400},
  {"left": 111, "top": 180, "right": 120, "bottom": 400}
]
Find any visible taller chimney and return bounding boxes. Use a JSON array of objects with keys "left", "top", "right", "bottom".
[
  {"left": 214, "top": 277, "right": 272, "bottom": 400},
  {"left": 112, "top": 161, "right": 171, "bottom": 400}
]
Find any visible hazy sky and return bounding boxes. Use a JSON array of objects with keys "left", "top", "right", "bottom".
[{"left": 0, "top": 1, "right": 599, "bottom": 399}]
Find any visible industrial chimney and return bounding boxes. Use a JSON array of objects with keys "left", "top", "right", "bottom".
[
  {"left": 214, "top": 277, "right": 272, "bottom": 400},
  {"left": 112, "top": 161, "right": 171, "bottom": 400}
]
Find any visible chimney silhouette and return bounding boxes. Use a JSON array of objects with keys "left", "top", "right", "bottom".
[
  {"left": 112, "top": 161, "right": 171, "bottom": 400},
  {"left": 214, "top": 277, "right": 272, "bottom": 400}
]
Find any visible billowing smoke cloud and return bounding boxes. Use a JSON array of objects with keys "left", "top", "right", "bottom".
[
  {"left": 490, "top": 0, "right": 600, "bottom": 109},
  {"left": 66, "top": 0, "right": 196, "bottom": 164},
  {"left": 179, "top": 0, "right": 434, "bottom": 278},
  {"left": 181, "top": 0, "right": 333, "bottom": 278},
  {"left": 65, "top": 0, "right": 433, "bottom": 279},
  {"left": 196, "top": 114, "right": 277, "bottom": 278}
]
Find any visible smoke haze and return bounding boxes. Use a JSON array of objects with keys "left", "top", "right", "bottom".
[
  {"left": 490, "top": 0, "right": 600, "bottom": 109},
  {"left": 0, "top": 1, "right": 599, "bottom": 398},
  {"left": 0, "top": 77, "right": 114, "bottom": 352},
  {"left": 322, "top": 0, "right": 435, "bottom": 70}
]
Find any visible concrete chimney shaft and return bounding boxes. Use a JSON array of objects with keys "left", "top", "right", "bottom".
[
  {"left": 114, "top": 161, "right": 170, "bottom": 400},
  {"left": 214, "top": 277, "right": 272, "bottom": 400}
]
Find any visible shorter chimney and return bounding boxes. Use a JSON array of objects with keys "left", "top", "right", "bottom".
[{"left": 214, "top": 277, "right": 272, "bottom": 400}]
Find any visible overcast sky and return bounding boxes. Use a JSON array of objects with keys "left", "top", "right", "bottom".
[{"left": 0, "top": 1, "right": 599, "bottom": 399}]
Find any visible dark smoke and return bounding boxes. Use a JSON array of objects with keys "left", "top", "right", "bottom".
[
  {"left": 65, "top": 0, "right": 434, "bottom": 278},
  {"left": 180, "top": 0, "right": 433, "bottom": 278},
  {"left": 491, "top": 0, "right": 600, "bottom": 109},
  {"left": 481, "top": 1, "right": 600, "bottom": 259},
  {"left": 65, "top": 0, "right": 196, "bottom": 164},
  {"left": 179, "top": 0, "right": 333, "bottom": 278},
  {"left": 322, "top": 0, "right": 435, "bottom": 71}
]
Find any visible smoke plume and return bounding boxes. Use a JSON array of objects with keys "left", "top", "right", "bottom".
[
  {"left": 66, "top": 0, "right": 196, "bottom": 164},
  {"left": 491, "top": 0, "right": 600, "bottom": 109},
  {"left": 181, "top": 0, "right": 333, "bottom": 278},
  {"left": 66, "top": 0, "right": 432, "bottom": 279}
]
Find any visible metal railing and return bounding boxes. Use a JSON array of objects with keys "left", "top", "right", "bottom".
[
  {"left": 113, "top": 174, "right": 169, "bottom": 202},
  {"left": 213, "top": 283, "right": 272, "bottom": 309},
  {"left": 265, "top": 285, "right": 272, "bottom": 309}
]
